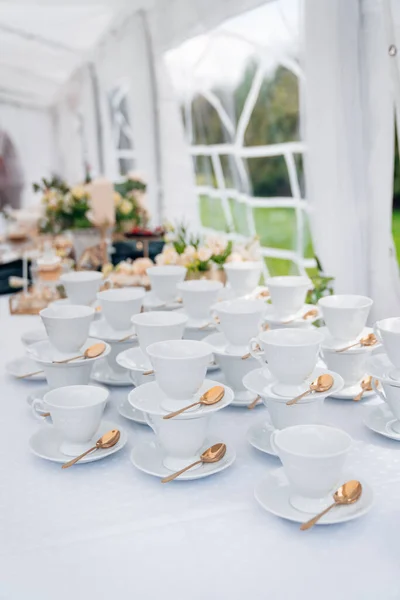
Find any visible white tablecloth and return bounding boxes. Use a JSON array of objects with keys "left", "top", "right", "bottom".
[{"left": 1, "top": 296, "right": 400, "bottom": 600}]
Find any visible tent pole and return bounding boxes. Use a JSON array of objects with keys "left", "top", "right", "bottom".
[
  {"left": 88, "top": 62, "right": 105, "bottom": 176},
  {"left": 139, "top": 9, "right": 163, "bottom": 225}
]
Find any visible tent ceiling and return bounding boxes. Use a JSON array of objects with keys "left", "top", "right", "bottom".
[{"left": 0, "top": 1, "right": 153, "bottom": 107}]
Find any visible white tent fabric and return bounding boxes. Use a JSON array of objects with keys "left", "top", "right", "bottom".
[{"left": 304, "top": 0, "right": 400, "bottom": 320}]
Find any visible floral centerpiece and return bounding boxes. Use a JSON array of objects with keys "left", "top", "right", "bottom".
[
  {"left": 102, "top": 258, "right": 153, "bottom": 289},
  {"left": 113, "top": 173, "right": 149, "bottom": 233}
]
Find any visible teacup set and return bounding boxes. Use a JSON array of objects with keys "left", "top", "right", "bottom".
[{"left": 262, "top": 275, "right": 320, "bottom": 329}]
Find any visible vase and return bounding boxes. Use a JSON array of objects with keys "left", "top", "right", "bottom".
[
  {"left": 185, "top": 268, "right": 227, "bottom": 286},
  {"left": 67, "top": 228, "right": 102, "bottom": 262}
]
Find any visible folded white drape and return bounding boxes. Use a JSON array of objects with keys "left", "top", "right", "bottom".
[{"left": 303, "top": 0, "right": 400, "bottom": 320}]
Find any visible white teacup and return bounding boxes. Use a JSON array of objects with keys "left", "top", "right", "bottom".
[
  {"left": 224, "top": 261, "right": 262, "bottom": 297},
  {"left": 250, "top": 328, "right": 324, "bottom": 397},
  {"left": 176, "top": 280, "right": 223, "bottom": 325},
  {"left": 97, "top": 287, "right": 145, "bottom": 331},
  {"left": 32, "top": 385, "right": 109, "bottom": 456},
  {"left": 40, "top": 305, "right": 94, "bottom": 354},
  {"left": 60, "top": 271, "right": 103, "bottom": 306},
  {"left": 318, "top": 295, "right": 373, "bottom": 341},
  {"left": 266, "top": 276, "right": 312, "bottom": 319},
  {"left": 320, "top": 347, "right": 367, "bottom": 387},
  {"left": 372, "top": 379, "right": 400, "bottom": 433},
  {"left": 214, "top": 352, "right": 258, "bottom": 402},
  {"left": 263, "top": 395, "right": 325, "bottom": 430},
  {"left": 145, "top": 413, "right": 210, "bottom": 470},
  {"left": 212, "top": 299, "right": 265, "bottom": 354},
  {"left": 147, "top": 265, "right": 187, "bottom": 303},
  {"left": 271, "top": 424, "right": 352, "bottom": 512},
  {"left": 146, "top": 340, "right": 213, "bottom": 411},
  {"left": 28, "top": 338, "right": 110, "bottom": 389},
  {"left": 374, "top": 317, "right": 400, "bottom": 369},
  {"left": 131, "top": 311, "right": 187, "bottom": 358}
]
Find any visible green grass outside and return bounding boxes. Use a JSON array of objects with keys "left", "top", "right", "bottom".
[{"left": 200, "top": 199, "right": 400, "bottom": 276}]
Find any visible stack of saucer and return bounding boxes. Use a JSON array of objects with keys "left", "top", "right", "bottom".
[
  {"left": 318, "top": 294, "right": 377, "bottom": 400},
  {"left": 243, "top": 328, "right": 344, "bottom": 456},
  {"left": 89, "top": 287, "right": 146, "bottom": 386},
  {"left": 18, "top": 304, "right": 110, "bottom": 404},
  {"left": 262, "top": 275, "right": 319, "bottom": 329},
  {"left": 365, "top": 317, "right": 400, "bottom": 440},
  {"left": 128, "top": 339, "right": 235, "bottom": 480}
]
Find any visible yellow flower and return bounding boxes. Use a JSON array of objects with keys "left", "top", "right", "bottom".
[
  {"left": 114, "top": 192, "right": 122, "bottom": 206},
  {"left": 119, "top": 199, "right": 132, "bottom": 216},
  {"left": 71, "top": 186, "right": 86, "bottom": 200}
]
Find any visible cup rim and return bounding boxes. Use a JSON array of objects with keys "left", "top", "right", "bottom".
[
  {"left": 375, "top": 317, "right": 400, "bottom": 333},
  {"left": 274, "top": 424, "right": 352, "bottom": 458},
  {"left": 213, "top": 298, "right": 266, "bottom": 315},
  {"left": 147, "top": 265, "right": 187, "bottom": 276},
  {"left": 318, "top": 294, "right": 373, "bottom": 310},
  {"left": 97, "top": 287, "right": 146, "bottom": 302},
  {"left": 266, "top": 275, "right": 312, "bottom": 287},
  {"left": 258, "top": 327, "right": 324, "bottom": 347},
  {"left": 131, "top": 310, "right": 188, "bottom": 327},
  {"left": 43, "top": 384, "right": 109, "bottom": 408},
  {"left": 60, "top": 271, "right": 103, "bottom": 283},
  {"left": 224, "top": 261, "right": 263, "bottom": 270},
  {"left": 146, "top": 339, "right": 212, "bottom": 360},
  {"left": 40, "top": 305, "right": 95, "bottom": 319},
  {"left": 176, "top": 280, "right": 223, "bottom": 291}
]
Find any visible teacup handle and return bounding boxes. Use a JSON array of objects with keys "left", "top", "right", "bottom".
[
  {"left": 249, "top": 337, "right": 264, "bottom": 366},
  {"left": 31, "top": 399, "right": 51, "bottom": 423},
  {"left": 144, "top": 412, "right": 156, "bottom": 432},
  {"left": 371, "top": 378, "right": 385, "bottom": 402},
  {"left": 269, "top": 430, "right": 279, "bottom": 455},
  {"left": 373, "top": 325, "right": 382, "bottom": 344}
]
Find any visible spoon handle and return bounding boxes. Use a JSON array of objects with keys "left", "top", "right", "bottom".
[
  {"left": 286, "top": 389, "right": 311, "bottom": 406},
  {"left": 61, "top": 445, "right": 97, "bottom": 469},
  {"left": 53, "top": 354, "right": 83, "bottom": 365},
  {"left": 300, "top": 501, "right": 336, "bottom": 530},
  {"left": 247, "top": 396, "right": 260, "bottom": 410},
  {"left": 117, "top": 333, "right": 137, "bottom": 343},
  {"left": 161, "top": 459, "right": 202, "bottom": 483},
  {"left": 17, "top": 369, "right": 44, "bottom": 379},
  {"left": 354, "top": 390, "right": 364, "bottom": 402},
  {"left": 163, "top": 400, "right": 201, "bottom": 419},
  {"left": 336, "top": 342, "right": 358, "bottom": 353},
  {"left": 143, "top": 370, "right": 154, "bottom": 376}
]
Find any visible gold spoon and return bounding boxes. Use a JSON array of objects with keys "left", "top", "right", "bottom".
[
  {"left": 143, "top": 369, "right": 154, "bottom": 376},
  {"left": 353, "top": 376, "right": 378, "bottom": 401},
  {"left": 283, "top": 308, "right": 318, "bottom": 325},
  {"left": 52, "top": 342, "right": 106, "bottom": 364},
  {"left": 161, "top": 442, "right": 226, "bottom": 483},
  {"left": 336, "top": 333, "right": 377, "bottom": 353},
  {"left": 300, "top": 480, "right": 362, "bottom": 530},
  {"left": 242, "top": 343, "right": 261, "bottom": 361},
  {"left": 163, "top": 385, "right": 225, "bottom": 419},
  {"left": 61, "top": 429, "right": 120, "bottom": 469},
  {"left": 247, "top": 395, "right": 261, "bottom": 410},
  {"left": 117, "top": 333, "right": 137, "bottom": 343},
  {"left": 286, "top": 374, "right": 334, "bottom": 406}
]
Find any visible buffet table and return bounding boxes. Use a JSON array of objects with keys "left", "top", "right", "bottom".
[{"left": 1, "top": 295, "right": 400, "bottom": 600}]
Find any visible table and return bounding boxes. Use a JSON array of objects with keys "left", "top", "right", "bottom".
[{"left": 1, "top": 295, "right": 400, "bottom": 600}]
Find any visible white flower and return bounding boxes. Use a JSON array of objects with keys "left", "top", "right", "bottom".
[
  {"left": 178, "top": 245, "right": 197, "bottom": 267},
  {"left": 226, "top": 252, "right": 243, "bottom": 263},
  {"left": 206, "top": 236, "right": 228, "bottom": 256},
  {"left": 156, "top": 246, "right": 179, "bottom": 265},
  {"left": 132, "top": 257, "right": 153, "bottom": 275},
  {"left": 119, "top": 199, "right": 132, "bottom": 216},
  {"left": 197, "top": 246, "right": 212, "bottom": 262}
]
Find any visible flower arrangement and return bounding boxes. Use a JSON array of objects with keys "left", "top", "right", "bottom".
[
  {"left": 102, "top": 258, "right": 153, "bottom": 288},
  {"left": 33, "top": 177, "right": 92, "bottom": 233},
  {"left": 114, "top": 174, "right": 149, "bottom": 232}
]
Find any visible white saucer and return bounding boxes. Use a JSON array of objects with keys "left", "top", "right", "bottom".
[
  {"left": 117, "top": 399, "right": 147, "bottom": 425},
  {"left": 29, "top": 420, "right": 127, "bottom": 464},
  {"left": 320, "top": 326, "right": 378, "bottom": 353},
  {"left": 27, "top": 337, "right": 110, "bottom": 365},
  {"left": 115, "top": 346, "right": 152, "bottom": 372},
  {"left": 6, "top": 357, "right": 46, "bottom": 381},
  {"left": 363, "top": 403, "right": 400, "bottom": 440},
  {"left": 202, "top": 331, "right": 234, "bottom": 355},
  {"left": 21, "top": 325, "right": 48, "bottom": 346},
  {"left": 247, "top": 421, "right": 277, "bottom": 456},
  {"left": 90, "top": 319, "right": 137, "bottom": 343},
  {"left": 231, "top": 393, "right": 262, "bottom": 407},
  {"left": 91, "top": 360, "right": 132, "bottom": 387},
  {"left": 128, "top": 378, "right": 234, "bottom": 416},
  {"left": 243, "top": 367, "right": 344, "bottom": 402},
  {"left": 255, "top": 469, "right": 374, "bottom": 525},
  {"left": 51, "top": 298, "right": 102, "bottom": 320},
  {"left": 366, "top": 349, "right": 400, "bottom": 384},
  {"left": 130, "top": 439, "right": 236, "bottom": 480},
  {"left": 143, "top": 291, "right": 181, "bottom": 311},
  {"left": 330, "top": 377, "right": 377, "bottom": 400},
  {"left": 263, "top": 303, "right": 321, "bottom": 327},
  {"left": 27, "top": 384, "right": 109, "bottom": 406}
]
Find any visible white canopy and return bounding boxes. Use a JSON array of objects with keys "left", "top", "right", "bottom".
[{"left": 0, "top": 0, "right": 400, "bottom": 318}]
